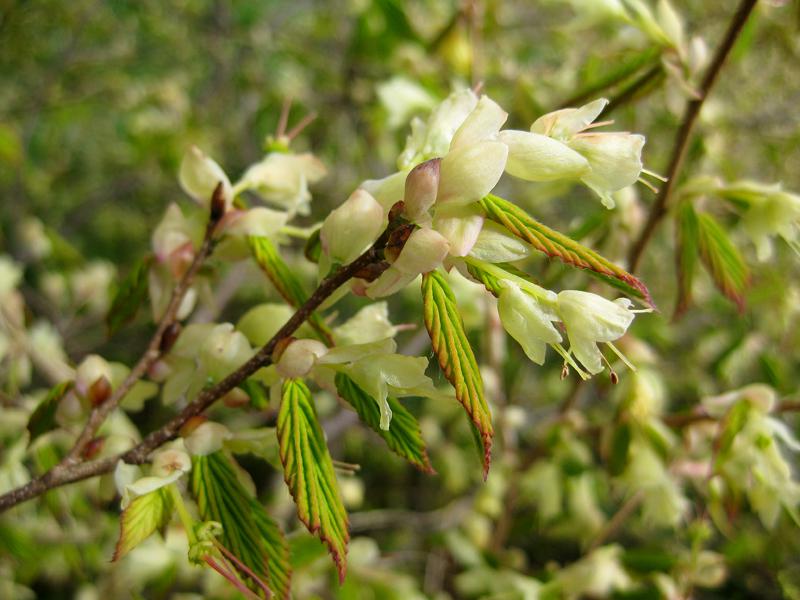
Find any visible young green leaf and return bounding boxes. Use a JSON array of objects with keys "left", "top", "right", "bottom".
[
  {"left": 248, "top": 235, "right": 333, "bottom": 344},
  {"left": 250, "top": 499, "right": 292, "bottom": 600},
  {"left": 696, "top": 211, "right": 749, "bottom": 312},
  {"left": 26, "top": 381, "right": 73, "bottom": 446},
  {"left": 113, "top": 487, "right": 174, "bottom": 561},
  {"left": 334, "top": 372, "right": 434, "bottom": 473},
  {"left": 479, "top": 194, "right": 653, "bottom": 306},
  {"left": 192, "top": 451, "right": 287, "bottom": 597},
  {"left": 277, "top": 379, "right": 349, "bottom": 582},
  {"left": 674, "top": 200, "right": 700, "bottom": 317},
  {"left": 422, "top": 270, "right": 493, "bottom": 478},
  {"left": 106, "top": 255, "right": 152, "bottom": 335}
]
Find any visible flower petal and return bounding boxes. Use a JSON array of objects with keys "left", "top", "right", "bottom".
[
  {"left": 498, "top": 130, "right": 589, "bottom": 182},
  {"left": 438, "top": 141, "right": 508, "bottom": 205}
]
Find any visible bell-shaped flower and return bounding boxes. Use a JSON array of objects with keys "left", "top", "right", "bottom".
[
  {"left": 320, "top": 189, "right": 385, "bottom": 265},
  {"left": 75, "top": 354, "right": 113, "bottom": 398},
  {"left": 315, "top": 338, "right": 451, "bottom": 430},
  {"left": 436, "top": 95, "right": 509, "bottom": 207},
  {"left": 398, "top": 88, "right": 478, "bottom": 169},
  {"left": 234, "top": 151, "right": 326, "bottom": 216},
  {"left": 504, "top": 98, "right": 646, "bottom": 208},
  {"left": 158, "top": 323, "right": 253, "bottom": 406},
  {"left": 151, "top": 203, "right": 203, "bottom": 278},
  {"left": 568, "top": 132, "right": 645, "bottom": 209},
  {"left": 469, "top": 221, "right": 532, "bottom": 263},
  {"left": 179, "top": 146, "right": 233, "bottom": 212},
  {"left": 498, "top": 129, "right": 589, "bottom": 182},
  {"left": 198, "top": 323, "right": 254, "bottom": 381},
  {"left": 117, "top": 445, "right": 192, "bottom": 509},
  {"left": 365, "top": 227, "right": 450, "bottom": 298},
  {"left": 496, "top": 280, "right": 562, "bottom": 365},
  {"left": 557, "top": 290, "right": 636, "bottom": 374},
  {"left": 275, "top": 338, "right": 328, "bottom": 379},
  {"left": 736, "top": 185, "right": 800, "bottom": 261},
  {"left": 183, "top": 421, "right": 233, "bottom": 456},
  {"left": 222, "top": 206, "right": 288, "bottom": 239},
  {"left": 333, "top": 302, "right": 399, "bottom": 346}
]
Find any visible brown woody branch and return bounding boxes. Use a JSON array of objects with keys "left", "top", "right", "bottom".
[
  {"left": 0, "top": 214, "right": 407, "bottom": 513},
  {"left": 64, "top": 191, "right": 222, "bottom": 464},
  {"left": 626, "top": 0, "right": 759, "bottom": 273}
]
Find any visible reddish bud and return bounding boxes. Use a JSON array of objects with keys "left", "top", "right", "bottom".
[
  {"left": 179, "top": 415, "right": 208, "bottom": 438},
  {"left": 210, "top": 181, "right": 227, "bottom": 222},
  {"left": 223, "top": 388, "right": 250, "bottom": 408},
  {"left": 88, "top": 376, "right": 112, "bottom": 407},
  {"left": 384, "top": 223, "right": 414, "bottom": 263},
  {"left": 82, "top": 436, "right": 106, "bottom": 460}
]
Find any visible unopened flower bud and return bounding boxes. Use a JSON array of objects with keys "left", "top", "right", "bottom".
[
  {"left": 223, "top": 387, "right": 250, "bottom": 408},
  {"left": 403, "top": 158, "right": 441, "bottom": 221},
  {"left": 222, "top": 206, "right": 288, "bottom": 239},
  {"left": 82, "top": 436, "right": 106, "bottom": 460},
  {"left": 320, "top": 189, "right": 384, "bottom": 264},
  {"left": 179, "top": 415, "right": 208, "bottom": 437},
  {"left": 75, "top": 355, "right": 113, "bottom": 398},
  {"left": 87, "top": 375, "right": 112, "bottom": 407},
  {"left": 276, "top": 339, "right": 328, "bottom": 379},
  {"left": 210, "top": 181, "right": 227, "bottom": 221},
  {"left": 183, "top": 421, "right": 232, "bottom": 456}
]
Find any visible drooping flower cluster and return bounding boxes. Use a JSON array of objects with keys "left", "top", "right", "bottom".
[{"left": 312, "top": 89, "right": 649, "bottom": 379}]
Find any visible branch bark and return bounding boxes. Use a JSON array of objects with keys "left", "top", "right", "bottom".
[
  {"left": 64, "top": 208, "right": 220, "bottom": 464},
  {"left": 626, "top": 0, "right": 758, "bottom": 273},
  {"left": 0, "top": 216, "right": 406, "bottom": 513}
]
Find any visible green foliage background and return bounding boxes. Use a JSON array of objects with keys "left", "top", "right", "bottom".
[{"left": 1, "top": 0, "right": 800, "bottom": 598}]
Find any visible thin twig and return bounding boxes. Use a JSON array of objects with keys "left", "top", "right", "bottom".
[
  {"left": 0, "top": 217, "right": 407, "bottom": 513},
  {"left": 64, "top": 208, "right": 220, "bottom": 464},
  {"left": 626, "top": 0, "right": 758, "bottom": 273}
]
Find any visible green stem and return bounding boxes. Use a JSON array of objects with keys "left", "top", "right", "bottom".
[{"left": 169, "top": 484, "right": 197, "bottom": 545}]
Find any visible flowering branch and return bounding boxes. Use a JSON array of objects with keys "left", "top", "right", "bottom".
[
  {"left": 63, "top": 186, "right": 224, "bottom": 464},
  {"left": 0, "top": 211, "right": 408, "bottom": 513},
  {"left": 626, "top": 0, "right": 759, "bottom": 273}
]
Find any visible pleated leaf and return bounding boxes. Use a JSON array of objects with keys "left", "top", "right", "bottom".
[
  {"left": 480, "top": 194, "right": 653, "bottom": 306},
  {"left": 696, "top": 212, "right": 749, "bottom": 312},
  {"left": 192, "top": 451, "right": 290, "bottom": 598},
  {"left": 674, "top": 200, "right": 700, "bottom": 317},
  {"left": 248, "top": 236, "right": 332, "bottom": 344},
  {"left": 250, "top": 499, "right": 292, "bottom": 600},
  {"left": 106, "top": 255, "right": 151, "bottom": 335},
  {"left": 113, "top": 487, "right": 174, "bottom": 561},
  {"left": 277, "top": 379, "right": 349, "bottom": 582},
  {"left": 335, "top": 372, "right": 434, "bottom": 474},
  {"left": 422, "top": 270, "right": 493, "bottom": 478}
]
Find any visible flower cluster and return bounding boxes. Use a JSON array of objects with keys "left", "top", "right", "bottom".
[{"left": 313, "top": 89, "right": 650, "bottom": 379}]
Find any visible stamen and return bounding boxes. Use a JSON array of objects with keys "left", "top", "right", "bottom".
[
  {"left": 582, "top": 119, "right": 615, "bottom": 130},
  {"left": 561, "top": 363, "right": 569, "bottom": 380},
  {"left": 276, "top": 97, "right": 293, "bottom": 139},
  {"left": 606, "top": 342, "right": 636, "bottom": 372},
  {"left": 286, "top": 111, "right": 318, "bottom": 140},
  {"left": 641, "top": 168, "right": 668, "bottom": 182},
  {"left": 553, "top": 343, "right": 590, "bottom": 380},
  {"left": 637, "top": 176, "right": 660, "bottom": 195},
  {"left": 600, "top": 353, "right": 619, "bottom": 384},
  {"left": 333, "top": 459, "right": 361, "bottom": 475},
  {"left": 472, "top": 80, "right": 485, "bottom": 95}
]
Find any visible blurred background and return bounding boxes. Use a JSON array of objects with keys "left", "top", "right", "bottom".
[{"left": 2, "top": 0, "right": 800, "bottom": 598}]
